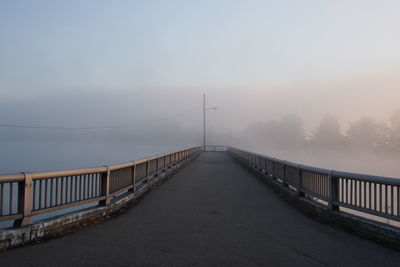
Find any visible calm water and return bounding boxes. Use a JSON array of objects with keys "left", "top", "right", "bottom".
[{"left": 0, "top": 140, "right": 189, "bottom": 174}]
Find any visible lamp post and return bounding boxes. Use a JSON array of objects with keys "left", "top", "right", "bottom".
[{"left": 203, "top": 94, "right": 217, "bottom": 151}]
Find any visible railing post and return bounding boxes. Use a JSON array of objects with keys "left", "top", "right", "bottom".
[
  {"left": 272, "top": 161, "right": 275, "bottom": 180},
  {"left": 263, "top": 158, "right": 267, "bottom": 174},
  {"left": 329, "top": 171, "right": 339, "bottom": 211},
  {"left": 297, "top": 165, "right": 305, "bottom": 197},
  {"left": 100, "top": 167, "right": 111, "bottom": 206},
  {"left": 146, "top": 160, "right": 150, "bottom": 184},
  {"left": 14, "top": 172, "right": 33, "bottom": 226},
  {"left": 282, "top": 161, "right": 289, "bottom": 187},
  {"left": 129, "top": 163, "right": 135, "bottom": 193},
  {"left": 163, "top": 155, "right": 166, "bottom": 172},
  {"left": 156, "top": 157, "right": 160, "bottom": 177}
]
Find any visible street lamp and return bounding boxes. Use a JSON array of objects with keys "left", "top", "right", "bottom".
[{"left": 203, "top": 94, "right": 217, "bottom": 151}]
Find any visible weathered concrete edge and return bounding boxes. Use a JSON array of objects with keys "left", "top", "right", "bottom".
[
  {"left": 0, "top": 152, "right": 201, "bottom": 250},
  {"left": 231, "top": 154, "right": 400, "bottom": 250}
]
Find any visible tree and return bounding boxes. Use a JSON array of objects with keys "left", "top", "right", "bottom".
[
  {"left": 240, "top": 114, "right": 306, "bottom": 151},
  {"left": 240, "top": 122, "right": 268, "bottom": 149},
  {"left": 265, "top": 114, "right": 305, "bottom": 150},
  {"left": 346, "top": 116, "right": 390, "bottom": 150},
  {"left": 310, "top": 114, "right": 345, "bottom": 149}
]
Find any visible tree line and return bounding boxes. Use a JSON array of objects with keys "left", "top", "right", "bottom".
[{"left": 240, "top": 110, "right": 400, "bottom": 152}]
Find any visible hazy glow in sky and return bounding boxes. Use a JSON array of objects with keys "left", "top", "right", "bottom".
[{"left": 1, "top": 1, "right": 400, "bottom": 132}]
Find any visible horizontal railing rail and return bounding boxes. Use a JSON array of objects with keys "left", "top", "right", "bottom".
[
  {"left": 204, "top": 145, "right": 227, "bottom": 152},
  {"left": 228, "top": 147, "right": 400, "bottom": 223},
  {"left": 0, "top": 146, "right": 202, "bottom": 227}
]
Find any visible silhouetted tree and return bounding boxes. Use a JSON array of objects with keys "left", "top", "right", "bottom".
[
  {"left": 309, "top": 114, "right": 345, "bottom": 149},
  {"left": 240, "top": 122, "right": 268, "bottom": 149},
  {"left": 346, "top": 117, "right": 390, "bottom": 150},
  {"left": 240, "top": 114, "right": 305, "bottom": 151},
  {"left": 265, "top": 114, "right": 305, "bottom": 150}
]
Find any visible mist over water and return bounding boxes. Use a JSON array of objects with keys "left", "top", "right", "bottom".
[
  {"left": 240, "top": 146, "right": 400, "bottom": 179},
  {"left": 0, "top": 126, "right": 199, "bottom": 174},
  {"left": 1, "top": 89, "right": 400, "bottom": 178},
  {"left": 216, "top": 112, "right": 400, "bottom": 178},
  {"left": 0, "top": 140, "right": 184, "bottom": 174}
]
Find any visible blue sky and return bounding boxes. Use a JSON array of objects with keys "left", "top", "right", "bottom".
[{"left": 1, "top": 1, "right": 400, "bottom": 131}]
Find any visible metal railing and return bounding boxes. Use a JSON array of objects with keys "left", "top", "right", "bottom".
[
  {"left": 204, "top": 145, "right": 227, "bottom": 152},
  {"left": 0, "top": 146, "right": 202, "bottom": 227},
  {"left": 228, "top": 147, "right": 400, "bottom": 223}
]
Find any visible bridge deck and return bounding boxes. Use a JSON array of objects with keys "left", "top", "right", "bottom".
[{"left": 1, "top": 152, "right": 400, "bottom": 266}]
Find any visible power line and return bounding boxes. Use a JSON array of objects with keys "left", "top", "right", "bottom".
[{"left": 0, "top": 105, "right": 203, "bottom": 130}]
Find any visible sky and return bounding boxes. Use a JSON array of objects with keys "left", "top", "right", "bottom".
[{"left": 1, "top": 0, "right": 400, "bottom": 134}]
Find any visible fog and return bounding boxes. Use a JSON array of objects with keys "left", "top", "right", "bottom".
[
  {"left": 1, "top": 1, "right": 400, "bottom": 177},
  {"left": 1, "top": 86, "right": 400, "bottom": 177},
  {"left": 227, "top": 112, "right": 400, "bottom": 178},
  {"left": 0, "top": 91, "right": 202, "bottom": 173}
]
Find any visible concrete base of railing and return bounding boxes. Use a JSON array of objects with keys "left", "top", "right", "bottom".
[
  {"left": 0, "top": 152, "right": 200, "bottom": 251},
  {"left": 231, "top": 155, "right": 400, "bottom": 250}
]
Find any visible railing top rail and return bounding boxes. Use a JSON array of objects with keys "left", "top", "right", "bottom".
[
  {"left": 204, "top": 145, "right": 228, "bottom": 151},
  {"left": 298, "top": 164, "right": 331, "bottom": 175},
  {"left": 229, "top": 147, "right": 296, "bottom": 166},
  {"left": 332, "top": 170, "right": 400, "bottom": 185},
  {"left": 0, "top": 146, "right": 202, "bottom": 182},
  {"left": 27, "top": 167, "right": 108, "bottom": 180},
  {"left": 0, "top": 173, "right": 25, "bottom": 183}
]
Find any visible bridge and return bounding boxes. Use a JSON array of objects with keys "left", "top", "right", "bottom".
[{"left": 1, "top": 146, "right": 400, "bottom": 266}]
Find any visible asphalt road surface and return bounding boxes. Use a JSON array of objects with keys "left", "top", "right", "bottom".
[{"left": 1, "top": 152, "right": 400, "bottom": 266}]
